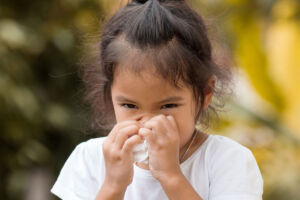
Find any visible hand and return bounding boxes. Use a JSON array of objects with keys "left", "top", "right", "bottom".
[
  {"left": 138, "top": 114, "right": 182, "bottom": 181},
  {"left": 102, "top": 120, "right": 143, "bottom": 190}
]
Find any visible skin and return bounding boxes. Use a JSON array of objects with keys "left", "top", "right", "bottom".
[{"left": 96, "top": 67, "right": 215, "bottom": 200}]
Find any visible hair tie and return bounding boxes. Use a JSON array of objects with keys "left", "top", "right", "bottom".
[
  {"left": 133, "top": 0, "right": 183, "bottom": 4},
  {"left": 133, "top": 0, "right": 149, "bottom": 4}
]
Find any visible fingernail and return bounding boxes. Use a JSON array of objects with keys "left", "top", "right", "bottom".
[{"left": 139, "top": 128, "right": 148, "bottom": 134}]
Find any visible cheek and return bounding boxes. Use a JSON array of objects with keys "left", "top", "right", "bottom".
[
  {"left": 173, "top": 110, "right": 196, "bottom": 147},
  {"left": 178, "top": 124, "right": 195, "bottom": 146}
]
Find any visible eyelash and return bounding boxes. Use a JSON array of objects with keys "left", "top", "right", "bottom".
[{"left": 120, "top": 104, "right": 178, "bottom": 109}]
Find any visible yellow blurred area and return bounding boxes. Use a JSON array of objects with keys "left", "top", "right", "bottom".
[
  {"left": 267, "top": 0, "right": 300, "bottom": 135},
  {"left": 1, "top": 0, "right": 299, "bottom": 199},
  {"left": 193, "top": 0, "right": 300, "bottom": 199}
]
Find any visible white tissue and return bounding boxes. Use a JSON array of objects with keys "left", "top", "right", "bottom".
[{"left": 132, "top": 139, "right": 149, "bottom": 164}]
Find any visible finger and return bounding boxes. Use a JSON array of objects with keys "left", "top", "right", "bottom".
[
  {"left": 144, "top": 115, "right": 169, "bottom": 139},
  {"left": 109, "top": 120, "right": 140, "bottom": 142},
  {"left": 115, "top": 124, "right": 141, "bottom": 149},
  {"left": 122, "top": 134, "right": 143, "bottom": 156},
  {"left": 151, "top": 114, "right": 173, "bottom": 130},
  {"left": 166, "top": 115, "right": 178, "bottom": 132},
  {"left": 138, "top": 127, "right": 156, "bottom": 146},
  {"left": 143, "top": 120, "right": 167, "bottom": 140},
  {"left": 153, "top": 114, "right": 177, "bottom": 138}
]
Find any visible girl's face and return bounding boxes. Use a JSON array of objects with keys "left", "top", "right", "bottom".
[{"left": 111, "top": 67, "right": 201, "bottom": 149}]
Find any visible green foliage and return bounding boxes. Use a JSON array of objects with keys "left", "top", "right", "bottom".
[{"left": 0, "top": 0, "right": 104, "bottom": 199}]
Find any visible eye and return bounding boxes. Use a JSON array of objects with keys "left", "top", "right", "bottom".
[
  {"left": 120, "top": 104, "right": 138, "bottom": 109},
  {"left": 161, "top": 104, "right": 178, "bottom": 109}
]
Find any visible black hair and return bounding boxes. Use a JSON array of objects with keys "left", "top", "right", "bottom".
[{"left": 81, "top": 0, "right": 232, "bottom": 130}]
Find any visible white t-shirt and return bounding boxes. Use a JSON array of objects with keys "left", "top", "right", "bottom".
[{"left": 51, "top": 134, "right": 263, "bottom": 200}]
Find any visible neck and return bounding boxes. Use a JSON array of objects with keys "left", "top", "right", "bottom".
[{"left": 179, "top": 129, "right": 198, "bottom": 163}]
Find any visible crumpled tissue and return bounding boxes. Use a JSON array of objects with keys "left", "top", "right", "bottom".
[{"left": 132, "top": 139, "right": 149, "bottom": 164}]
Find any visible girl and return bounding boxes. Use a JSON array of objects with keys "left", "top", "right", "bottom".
[{"left": 51, "top": 0, "right": 263, "bottom": 199}]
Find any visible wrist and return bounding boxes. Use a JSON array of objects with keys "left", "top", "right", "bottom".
[
  {"left": 159, "top": 172, "right": 186, "bottom": 193},
  {"left": 103, "top": 178, "right": 128, "bottom": 192},
  {"left": 96, "top": 180, "right": 127, "bottom": 200},
  {"left": 157, "top": 170, "right": 185, "bottom": 186}
]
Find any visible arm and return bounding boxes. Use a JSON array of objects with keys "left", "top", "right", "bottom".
[
  {"left": 139, "top": 115, "right": 204, "bottom": 200},
  {"left": 96, "top": 121, "right": 144, "bottom": 200},
  {"left": 95, "top": 180, "right": 127, "bottom": 200},
  {"left": 159, "top": 173, "right": 203, "bottom": 200}
]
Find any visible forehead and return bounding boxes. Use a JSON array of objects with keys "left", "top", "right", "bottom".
[
  {"left": 108, "top": 34, "right": 190, "bottom": 90},
  {"left": 111, "top": 67, "right": 190, "bottom": 98},
  {"left": 113, "top": 67, "right": 178, "bottom": 90}
]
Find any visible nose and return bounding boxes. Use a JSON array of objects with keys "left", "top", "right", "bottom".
[{"left": 136, "top": 114, "right": 156, "bottom": 124}]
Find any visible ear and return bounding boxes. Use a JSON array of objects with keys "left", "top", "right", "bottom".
[{"left": 203, "top": 76, "right": 216, "bottom": 110}]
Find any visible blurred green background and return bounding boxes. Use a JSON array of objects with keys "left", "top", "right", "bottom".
[{"left": 0, "top": 0, "right": 299, "bottom": 199}]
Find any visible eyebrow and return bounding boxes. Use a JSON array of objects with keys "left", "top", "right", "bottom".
[{"left": 115, "top": 95, "right": 184, "bottom": 104}]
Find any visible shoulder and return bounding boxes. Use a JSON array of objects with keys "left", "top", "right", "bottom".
[
  {"left": 71, "top": 136, "right": 109, "bottom": 171},
  {"left": 205, "top": 134, "right": 264, "bottom": 199},
  {"left": 51, "top": 136, "right": 108, "bottom": 200},
  {"left": 205, "top": 134, "right": 255, "bottom": 164},
  {"left": 205, "top": 134, "right": 259, "bottom": 171},
  {"left": 207, "top": 134, "right": 251, "bottom": 152},
  {"left": 70, "top": 136, "right": 107, "bottom": 164},
  {"left": 59, "top": 136, "right": 108, "bottom": 174}
]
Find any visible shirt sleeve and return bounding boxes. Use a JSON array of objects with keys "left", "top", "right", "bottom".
[
  {"left": 208, "top": 139, "right": 264, "bottom": 200},
  {"left": 51, "top": 139, "right": 104, "bottom": 200}
]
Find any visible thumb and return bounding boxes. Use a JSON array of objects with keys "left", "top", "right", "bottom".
[{"left": 138, "top": 127, "right": 155, "bottom": 146}]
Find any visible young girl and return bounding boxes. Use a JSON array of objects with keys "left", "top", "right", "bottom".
[{"left": 51, "top": 0, "right": 263, "bottom": 199}]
